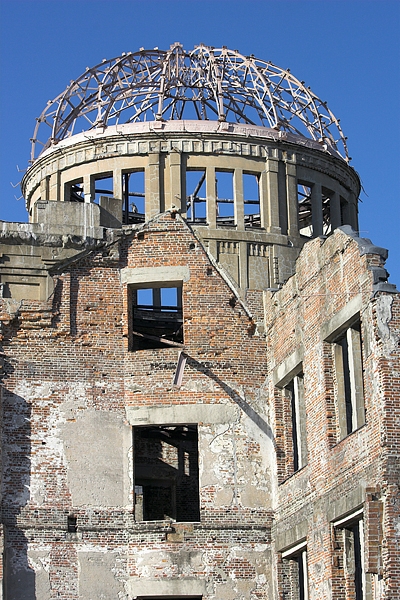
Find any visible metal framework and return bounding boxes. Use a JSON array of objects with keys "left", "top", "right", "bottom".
[{"left": 31, "top": 43, "right": 349, "bottom": 162}]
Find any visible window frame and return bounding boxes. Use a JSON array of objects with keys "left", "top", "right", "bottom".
[{"left": 330, "top": 318, "right": 365, "bottom": 439}]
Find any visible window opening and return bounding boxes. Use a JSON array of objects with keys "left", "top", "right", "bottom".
[
  {"left": 282, "top": 544, "right": 309, "bottom": 600},
  {"left": 285, "top": 373, "right": 307, "bottom": 472},
  {"left": 186, "top": 170, "right": 206, "bottom": 223},
  {"left": 123, "top": 170, "right": 145, "bottom": 224},
  {"left": 298, "top": 183, "right": 312, "bottom": 237},
  {"left": 216, "top": 170, "right": 234, "bottom": 226},
  {"left": 134, "top": 425, "right": 200, "bottom": 522},
  {"left": 243, "top": 173, "right": 260, "bottom": 228},
  {"left": 333, "top": 515, "right": 366, "bottom": 600},
  {"left": 94, "top": 174, "right": 113, "bottom": 204},
  {"left": 69, "top": 181, "right": 84, "bottom": 202},
  {"left": 321, "top": 186, "right": 332, "bottom": 235},
  {"left": 132, "top": 286, "right": 183, "bottom": 350},
  {"left": 332, "top": 320, "right": 365, "bottom": 438},
  {"left": 67, "top": 514, "right": 77, "bottom": 533}
]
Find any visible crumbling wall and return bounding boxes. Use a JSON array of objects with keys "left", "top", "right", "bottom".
[
  {"left": 1, "top": 212, "right": 274, "bottom": 599},
  {"left": 265, "top": 228, "right": 400, "bottom": 599}
]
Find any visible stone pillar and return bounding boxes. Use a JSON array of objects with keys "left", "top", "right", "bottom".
[
  {"left": 286, "top": 161, "right": 299, "bottom": 237},
  {"left": 258, "top": 170, "right": 268, "bottom": 230},
  {"left": 234, "top": 168, "right": 244, "bottom": 231},
  {"left": 239, "top": 241, "right": 248, "bottom": 291},
  {"left": 330, "top": 190, "right": 341, "bottom": 231},
  {"left": 40, "top": 176, "right": 49, "bottom": 201},
  {"left": 266, "top": 157, "right": 281, "bottom": 234},
  {"left": 83, "top": 174, "right": 95, "bottom": 203},
  {"left": 49, "top": 172, "right": 60, "bottom": 202},
  {"left": 146, "top": 152, "right": 160, "bottom": 219},
  {"left": 311, "top": 182, "right": 323, "bottom": 237},
  {"left": 113, "top": 168, "right": 123, "bottom": 200},
  {"left": 348, "top": 191, "right": 359, "bottom": 231},
  {"left": 206, "top": 165, "right": 216, "bottom": 228},
  {"left": 169, "top": 151, "right": 182, "bottom": 212}
]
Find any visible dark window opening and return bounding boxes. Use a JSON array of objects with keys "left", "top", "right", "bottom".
[
  {"left": 132, "top": 287, "right": 183, "bottom": 350},
  {"left": 321, "top": 187, "right": 332, "bottom": 236},
  {"left": 334, "top": 518, "right": 365, "bottom": 600},
  {"left": 243, "top": 173, "right": 260, "bottom": 228},
  {"left": 338, "top": 333, "right": 353, "bottom": 435},
  {"left": 186, "top": 170, "right": 206, "bottom": 223},
  {"left": 134, "top": 425, "right": 200, "bottom": 523},
  {"left": 298, "top": 182, "right": 312, "bottom": 237},
  {"left": 123, "top": 170, "right": 145, "bottom": 224},
  {"left": 69, "top": 181, "right": 84, "bottom": 202},
  {"left": 216, "top": 170, "right": 234, "bottom": 226},
  {"left": 284, "top": 372, "right": 307, "bottom": 473},
  {"left": 282, "top": 546, "right": 308, "bottom": 600},
  {"left": 298, "top": 183, "right": 334, "bottom": 238},
  {"left": 332, "top": 320, "right": 364, "bottom": 438},
  {"left": 67, "top": 514, "right": 77, "bottom": 533}
]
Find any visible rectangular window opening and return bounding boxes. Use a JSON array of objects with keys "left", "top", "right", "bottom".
[
  {"left": 216, "top": 170, "right": 234, "bottom": 227},
  {"left": 284, "top": 372, "right": 307, "bottom": 473},
  {"left": 333, "top": 516, "right": 366, "bottom": 600},
  {"left": 298, "top": 182, "right": 312, "bottom": 238},
  {"left": 243, "top": 173, "right": 261, "bottom": 228},
  {"left": 134, "top": 425, "right": 200, "bottom": 523},
  {"left": 321, "top": 186, "right": 332, "bottom": 236},
  {"left": 132, "top": 286, "right": 183, "bottom": 350},
  {"left": 94, "top": 173, "right": 113, "bottom": 204},
  {"left": 282, "top": 544, "right": 309, "bottom": 600},
  {"left": 68, "top": 180, "right": 84, "bottom": 203},
  {"left": 186, "top": 170, "right": 206, "bottom": 223},
  {"left": 332, "top": 320, "right": 365, "bottom": 439},
  {"left": 123, "top": 170, "right": 145, "bottom": 224}
]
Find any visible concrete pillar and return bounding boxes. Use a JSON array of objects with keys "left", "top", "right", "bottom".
[
  {"left": 286, "top": 162, "right": 299, "bottom": 237},
  {"left": 239, "top": 241, "right": 248, "bottom": 291},
  {"left": 113, "top": 168, "right": 123, "bottom": 200},
  {"left": 40, "top": 176, "right": 49, "bottom": 201},
  {"left": 206, "top": 165, "right": 216, "bottom": 228},
  {"left": 234, "top": 168, "right": 244, "bottom": 231},
  {"left": 311, "top": 182, "right": 323, "bottom": 237},
  {"left": 169, "top": 151, "right": 182, "bottom": 212},
  {"left": 266, "top": 157, "right": 281, "bottom": 234},
  {"left": 259, "top": 170, "right": 268, "bottom": 229},
  {"left": 83, "top": 174, "right": 95, "bottom": 203},
  {"left": 146, "top": 152, "right": 160, "bottom": 219},
  {"left": 330, "top": 190, "right": 341, "bottom": 231},
  {"left": 49, "top": 172, "right": 60, "bottom": 202},
  {"left": 348, "top": 191, "right": 359, "bottom": 231}
]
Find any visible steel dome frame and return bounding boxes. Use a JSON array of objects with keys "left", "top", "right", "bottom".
[{"left": 30, "top": 43, "right": 349, "bottom": 162}]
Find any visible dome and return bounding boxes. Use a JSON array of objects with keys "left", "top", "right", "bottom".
[{"left": 30, "top": 43, "right": 349, "bottom": 163}]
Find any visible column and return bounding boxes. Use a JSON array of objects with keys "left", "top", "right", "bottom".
[
  {"left": 311, "top": 182, "right": 323, "bottom": 237},
  {"left": 330, "top": 190, "right": 341, "bottom": 231},
  {"left": 206, "top": 165, "right": 216, "bottom": 228},
  {"left": 83, "top": 174, "right": 95, "bottom": 203},
  {"left": 234, "top": 168, "right": 244, "bottom": 231},
  {"left": 169, "top": 150, "right": 183, "bottom": 212},
  {"left": 286, "top": 161, "right": 299, "bottom": 237},
  {"left": 146, "top": 152, "right": 160, "bottom": 219}
]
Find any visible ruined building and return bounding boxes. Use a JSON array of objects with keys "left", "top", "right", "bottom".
[{"left": 0, "top": 44, "right": 399, "bottom": 599}]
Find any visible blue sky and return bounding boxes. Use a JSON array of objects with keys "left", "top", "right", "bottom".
[{"left": 1, "top": 0, "right": 399, "bottom": 285}]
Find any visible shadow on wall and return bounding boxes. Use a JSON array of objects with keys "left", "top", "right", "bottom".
[{"left": 2, "top": 390, "right": 35, "bottom": 599}]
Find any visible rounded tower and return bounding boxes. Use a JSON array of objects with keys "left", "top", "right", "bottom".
[{"left": 22, "top": 42, "right": 360, "bottom": 290}]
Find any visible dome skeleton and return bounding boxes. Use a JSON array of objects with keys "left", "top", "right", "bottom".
[{"left": 31, "top": 43, "right": 349, "bottom": 162}]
